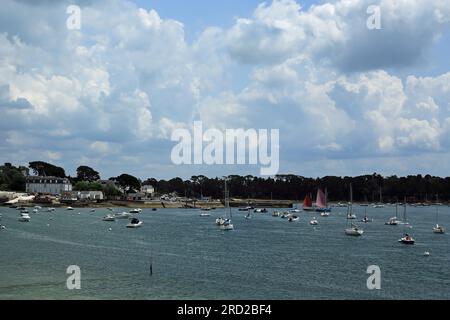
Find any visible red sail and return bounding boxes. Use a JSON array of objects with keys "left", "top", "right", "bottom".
[
  {"left": 303, "top": 194, "right": 313, "bottom": 208},
  {"left": 316, "top": 189, "right": 327, "bottom": 208}
]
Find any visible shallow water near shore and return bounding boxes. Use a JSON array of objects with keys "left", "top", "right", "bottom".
[{"left": 0, "top": 206, "right": 449, "bottom": 300}]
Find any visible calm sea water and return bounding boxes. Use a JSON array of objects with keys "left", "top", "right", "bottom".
[{"left": 0, "top": 205, "right": 449, "bottom": 300}]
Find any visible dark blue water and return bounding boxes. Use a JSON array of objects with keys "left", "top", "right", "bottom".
[{"left": 0, "top": 205, "right": 449, "bottom": 299}]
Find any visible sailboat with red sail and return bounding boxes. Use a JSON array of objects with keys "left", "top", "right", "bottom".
[
  {"left": 303, "top": 194, "right": 314, "bottom": 212},
  {"left": 315, "top": 188, "right": 331, "bottom": 213}
]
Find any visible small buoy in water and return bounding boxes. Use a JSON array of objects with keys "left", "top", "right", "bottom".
[{"left": 424, "top": 252, "right": 431, "bottom": 257}]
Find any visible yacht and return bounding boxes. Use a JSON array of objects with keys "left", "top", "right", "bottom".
[
  {"left": 433, "top": 225, "right": 445, "bottom": 234},
  {"left": 433, "top": 203, "right": 445, "bottom": 234},
  {"left": 280, "top": 212, "right": 291, "bottom": 219},
  {"left": 345, "top": 183, "right": 363, "bottom": 237},
  {"left": 67, "top": 207, "right": 74, "bottom": 211},
  {"left": 18, "top": 213, "right": 31, "bottom": 222},
  {"left": 254, "top": 208, "right": 268, "bottom": 213},
  {"left": 347, "top": 213, "right": 357, "bottom": 220},
  {"left": 127, "top": 218, "right": 143, "bottom": 228},
  {"left": 219, "top": 219, "right": 234, "bottom": 230},
  {"left": 129, "top": 208, "right": 142, "bottom": 214},
  {"left": 220, "top": 179, "right": 234, "bottom": 231},
  {"left": 115, "top": 212, "right": 132, "bottom": 219},
  {"left": 200, "top": 212, "right": 211, "bottom": 217},
  {"left": 399, "top": 200, "right": 415, "bottom": 245},
  {"left": 399, "top": 234, "right": 415, "bottom": 245},
  {"left": 215, "top": 217, "right": 226, "bottom": 226},
  {"left": 102, "top": 214, "right": 116, "bottom": 222},
  {"left": 345, "top": 223, "right": 364, "bottom": 236},
  {"left": 385, "top": 217, "right": 399, "bottom": 226}
]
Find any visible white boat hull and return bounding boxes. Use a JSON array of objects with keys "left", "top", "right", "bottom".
[
  {"left": 345, "top": 228, "right": 363, "bottom": 236},
  {"left": 127, "top": 222, "right": 143, "bottom": 228}
]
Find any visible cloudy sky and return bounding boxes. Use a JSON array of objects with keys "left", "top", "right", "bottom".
[{"left": 1, "top": 0, "right": 450, "bottom": 180}]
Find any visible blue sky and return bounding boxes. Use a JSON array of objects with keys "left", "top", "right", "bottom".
[{"left": 1, "top": 0, "right": 450, "bottom": 180}]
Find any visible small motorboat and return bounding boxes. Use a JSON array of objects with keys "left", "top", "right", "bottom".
[
  {"left": 199, "top": 212, "right": 211, "bottom": 217},
  {"left": 272, "top": 211, "right": 281, "bottom": 217},
  {"left": 239, "top": 206, "right": 253, "bottom": 212},
  {"left": 67, "top": 207, "right": 74, "bottom": 211},
  {"left": 20, "top": 209, "right": 29, "bottom": 214},
  {"left": 433, "top": 225, "right": 445, "bottom": 234},
  {"left": 290, "top": 209, "right": 301, "bottom": 213},
  {"left": 310, "top": 218, "right": 319, "bottom": 225},
  {"left": 152, "top": 208, "right": 157, "bottom": 211},
  {"left": 129, "top": 208, "right": 142, "bottom": 214},
  {"left": 281, "top": 212, "right": 291, "bottom": 219},
  {"left": 90, "top": 209, "right": 96, "bottom": 213},
  {"left": 102, "top": 214, "right": 116, "bottom": 222},
  {"left": 127, "top": 218, "right": 143, "bottom": 228},
  {"left": 46, "top": 208, "right": 56, "bottom": 212},
  {"left": 320, "top": 212, "right": 330, "bottom": 217},
  {"left": 18, "top": 213, "right": 31, "bottom": 222},
  {"left": 201, "top": 207, "right": 212, "bottom": 212},
  {"left": 424, "top": 252, "right": 431, "bottom": 257},
  {"left": 385, "top": 217, "right": 399, "bottom": 226},
  {"left": 115, "top": 212, "right": 132, "bottom": 219},
  {"left": 254, "top": 208, "right": 268, "bottom": 214},
  {"left": 399, "top": 234, "right": 415, "bottom": 245},
  {"left": 34, "top": 206, "right": 42, "bottom": 210},
  {"left": 345, "top": 224, "right": 364, "bottom": 236},
  {"left": 288, "top": 215, "right": 299, "bottom": 222},
  {"left": 33, "top": 209, "right": 39, "bottom": 213}
]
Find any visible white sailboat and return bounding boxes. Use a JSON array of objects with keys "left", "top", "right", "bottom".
[
  {"left": 220, "top": 178, "right": 234, "bottom": 231},
  {"left": 399, "top": 199, "right": 415, "bottom": 245},
  {"left": 386, "top": 203, "right": 399, "bottom": 225},
  {"left": 433, "top": 202, "right": 445, "bottom": 234},
  {"left": 345, "top": 183, "right": 363, "bottom": 236},
  {"left": 360, "top": 208, "right": 373, "bottom": 223}
]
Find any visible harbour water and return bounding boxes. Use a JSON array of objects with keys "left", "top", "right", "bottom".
[{"left": 0, "top": 206, "right": 449, "bottom": 300}]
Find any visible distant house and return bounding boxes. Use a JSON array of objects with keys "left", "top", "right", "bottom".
[
  {"left": 141, "top": 185, "right": 155, "bottom": 197},
  {"left": 75, "top": 191, "right": 104, "bottom": 201},
  {"left": 26, "top": 176, "right": 72, "bottom": 195},
  {"left": 126, "top": 192, "right": 145, "bottom": 202}
]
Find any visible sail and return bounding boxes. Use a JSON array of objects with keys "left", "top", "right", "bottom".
[
  {"left": 316, "top": 189, "right": 327, "bottom": 208},
  {"left": 303, "top": 194, "right": 313, "bottom": 208}
]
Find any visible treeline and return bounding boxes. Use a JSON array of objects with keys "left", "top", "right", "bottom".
[
  {"left": 147, "top": 174, "right": 450, "bottom": 202},
  {"left": 1, "top": 161, "right": 450, "bottom": 202}
]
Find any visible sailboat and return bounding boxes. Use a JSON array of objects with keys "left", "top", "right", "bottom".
[
  {"left": 220, "top": 178, "right": 234, "bottom": 231},
  {"left": 303, "top": 194, "right": 314, "bottom": 212},
  {"left": 386, "top": 203, "right": 400, "bottom": 225},
  {"left": 433, "top": 201, "right": 445, "bottom": 234},
  {"left": 361, "top": 207, "right": 373, "bottom": 223},
  {"left": 315, "top": 188, "right": 331, "bottom": 213},
  {"left": 399, "top": 199, "right": 415, "bottom": 245},
  {"left": 345, "top": 183, "right": 363, "bottom": 236}
]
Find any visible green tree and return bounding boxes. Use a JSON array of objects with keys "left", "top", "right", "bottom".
[{"left": 76, "top": 166, "right": 100, "bottom": 182}]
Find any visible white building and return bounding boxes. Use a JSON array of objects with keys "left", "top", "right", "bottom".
[
  {"left": 73, "top": 191, "right": 104, "bottom": 201},
  {"left": 26, "top": 176, "right": 72, "bottom": 195},
  {"left": 141, "top": 185, "right": 155, "bottom": 197}
]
